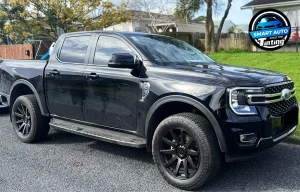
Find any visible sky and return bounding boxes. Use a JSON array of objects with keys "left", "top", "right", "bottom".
[
  {"left": 214, "top": 0, "right": 253, "bottom": 24},
  {"left": 112, "top": 0, "right": 253, "bottom": 25}
]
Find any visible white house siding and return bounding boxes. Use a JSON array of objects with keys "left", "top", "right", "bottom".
[
  {"left": 176, "top": 23, "right": 206, "bottom": 33},
  {"left": 105, "top": 22, "right": 207, "bottom": 33},
  {"left": 104, "top": 20, "right": 152, "bottom": 33},
  {"left": 103, "top": 21, "right": 134, "bottom": 31},
  {"left": 132, "top": 20, "right": 150, "bottom": 32},
  {"left": 253, "top": 5, "right": 300, "bottom": 27},
  {"left": 252, "top": 5, "right": 300, "bottom": 52}
]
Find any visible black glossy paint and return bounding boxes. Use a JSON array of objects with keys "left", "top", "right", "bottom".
[
  {"left": 0, "top": 31, "right": 297, "bottom": 159},
  {"left": 0, "top": 60, "right": 48, "bottom": 115},
  {"left": 83, "top": 65, "right": 140, "bottom": 130}
]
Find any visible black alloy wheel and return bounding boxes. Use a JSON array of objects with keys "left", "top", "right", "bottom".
[
  {"left": 160, "top": 128, "right": 200, "bottom": 179},
  {"left": 14, "top": 103, "right": 31, "bottom": 138},
  {"left": 12, "top": 95, "right": 49, "bottom": 143},
  {"left": 152, "top": 113, "right": 221, "bottom": 190}
]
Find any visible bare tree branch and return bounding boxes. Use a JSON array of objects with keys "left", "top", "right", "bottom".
[
  {"left": 127, "top": 0, "right": 177, "bottom": 33},
  {"left": 214, "top": 0, "right": 232, "bottom": 52}
]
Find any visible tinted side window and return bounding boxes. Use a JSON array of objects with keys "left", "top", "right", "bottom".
[
  {"left": 94, "top": 36, "right": 133, "bottom": 65},
  {"left": 59, "top": 36, "right": 91, "bottom": 63}
]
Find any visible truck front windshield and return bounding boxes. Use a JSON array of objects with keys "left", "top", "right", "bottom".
[{"left": 126, "top": 34, "right": 215, "bottom": 66}]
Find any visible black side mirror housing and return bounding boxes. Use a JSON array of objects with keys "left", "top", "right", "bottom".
[{"left": 108, "top": 53, "right": 138, "bottom": 69}]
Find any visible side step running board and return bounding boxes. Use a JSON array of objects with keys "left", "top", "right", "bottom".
[{"left": 50, "top": 118, "right": 146, "bottom": 148}]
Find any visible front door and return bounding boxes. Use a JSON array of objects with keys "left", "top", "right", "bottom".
[
  {"left": 45, "top": 35, "right": 93, "bottom": 121},
  {"left": 83, "top": 35, "right": 140, "bottom": 131}
]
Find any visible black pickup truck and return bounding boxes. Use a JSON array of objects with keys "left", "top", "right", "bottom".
[{"left": 0, "top": 31, "right": 298, "bottom": 190}]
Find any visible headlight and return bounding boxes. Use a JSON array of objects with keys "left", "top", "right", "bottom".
[{"left": 229, "top": 87, "right": 263, "bottom": 115}]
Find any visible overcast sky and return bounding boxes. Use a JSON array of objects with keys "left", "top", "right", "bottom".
[{"left": 112, "top": 0, "right": 253, "bottom": 25}]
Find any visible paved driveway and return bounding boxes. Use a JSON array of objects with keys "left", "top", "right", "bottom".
[{"left": 0, "top": 108, "right": 299, "bottom": 192}]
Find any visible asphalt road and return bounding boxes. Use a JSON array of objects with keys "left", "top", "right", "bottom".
[{"left": 0, "top": 108, "right": 300, "bottom": 192}]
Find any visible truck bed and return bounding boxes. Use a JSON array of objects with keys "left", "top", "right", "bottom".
[{"left": 0, "top": 59, "right": 48, "bottom": 110}]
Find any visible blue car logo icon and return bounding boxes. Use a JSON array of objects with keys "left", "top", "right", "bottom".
[{"left": 256, "top": 17, "right": 283, "bottom": 30}]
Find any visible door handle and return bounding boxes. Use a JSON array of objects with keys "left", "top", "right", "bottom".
[
  {"left": 87, "top": 73, "right": 99, "bottom": 79},
  {"left": 49, "top": 69, "right": 60, "bottom": 76}
]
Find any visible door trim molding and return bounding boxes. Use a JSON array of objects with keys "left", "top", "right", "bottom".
[{"left": 51, "top": 115, "right": 141, "bottom": 136}]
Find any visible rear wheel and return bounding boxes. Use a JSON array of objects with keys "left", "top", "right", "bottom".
[
  {"left": 11, "top": 95, "right": 49, "bottom": 143},
  {"left": 152, "top": 113, "right": 221, "bottom": 190}
]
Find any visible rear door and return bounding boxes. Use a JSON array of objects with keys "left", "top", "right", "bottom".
[
  {"left": 83, "top": 34, "right": 140, "bottom": 131},
  {"left": 45, "top": 34, "right": 94, "bottom": 120}
]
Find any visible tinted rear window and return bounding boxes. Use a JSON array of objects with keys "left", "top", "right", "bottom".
[{"left": 59, "top": 36, "right": 91, "bottom": 63}]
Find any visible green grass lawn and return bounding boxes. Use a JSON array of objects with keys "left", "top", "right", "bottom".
[{"left": 209, "top": 52, "right": 300, "bottom": 136}]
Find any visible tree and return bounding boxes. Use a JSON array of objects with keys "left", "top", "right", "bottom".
[
  {"left": 0, "top": 0, "right": 131, "bottom": 40},
  {"left": 30, "top": 0, "right": 131, "bottom": 36},
  {"left": 227, "top": 25, "right": 243, "bottom": 34},
  {"left": 205, "top": 0, "right": 214, "bottom": 53},
  {"left": 0, "top": 1, "right": 47, "bottom": 42},
  {"left": 175, "top": 0, "right": 233, "bottom": 53},
  {"left": 127, "top": 0, "right": 177, "bottom": 33},
  {"left": 175, "top": 0, "right": 202, "bottom": 22},
  {"left": 0, "top": 9, "right": 7, "bottom": 44},
  {"left": 192, "top": 15, "right": 206, "bottom": 23},
  {"left": 213, "top": 0, "right": 232, "bottom": 52}
]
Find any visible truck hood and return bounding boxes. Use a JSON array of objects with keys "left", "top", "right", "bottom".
[
  {"left": 149, "top": 62, "right": 288, "bottom": 87},
  {"left": 193, "top": 62, "right": 287, "bottom": 86}
]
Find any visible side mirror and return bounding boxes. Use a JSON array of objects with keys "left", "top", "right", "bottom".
[{"left": 108, "top": 53, "right": 138, "bottom": 69}]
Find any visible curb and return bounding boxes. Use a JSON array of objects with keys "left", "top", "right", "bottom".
[{"left": 283, "top": 136, "right": 300, "bottom": 145}]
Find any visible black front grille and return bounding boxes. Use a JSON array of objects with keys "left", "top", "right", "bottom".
[
  {"left": 272, "top": 108, "right": 298, "bottom": 137},
  {"left": 268, "top": 97, "right": 297, "bottom": 115},
  {"left": 265, "top": 82, "right": 294, "bottom": 94},
  {"left": 251, "top": 97, "right": 266, "bottom": 102}
]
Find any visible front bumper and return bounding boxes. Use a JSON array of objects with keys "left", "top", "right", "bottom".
[
  {"left": 257, "top": 125, "right": 296, "bottom": 147},
  {"left": 221, "top": 105, "right": 298, "bottom": 162},
  {"left": 225, "top": 125, "right": 297, "bottom": 162}
]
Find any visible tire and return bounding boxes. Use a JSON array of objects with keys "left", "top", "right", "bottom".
[
  {"left": 11, "top": 95, "right": 49, "bottom": 143},
  {"left": 152, "top": 113, "right": 221, "bottom": 190}
]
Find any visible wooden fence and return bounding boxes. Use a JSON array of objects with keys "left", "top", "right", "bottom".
[
  {"left": 216, "top": 36, "right": 253, "bottom": 51},
  {"left": 160, "top": 32, "right": 254, "bottom": 51},
  {"left": 0, "top": 44, "right": 33, "bottom": 59}
]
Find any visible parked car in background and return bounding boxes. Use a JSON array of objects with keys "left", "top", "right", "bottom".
[
  {"left": 0, "top": 31, "right": 298, "bottom": 190},
  {"left": 291, "top": 32, "right": 300, "bottom": 41}
]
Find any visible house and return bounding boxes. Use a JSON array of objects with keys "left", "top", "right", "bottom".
[
  {"left": 214, "top": 20, "right": 236, "bottom": 33},
  {"left": 241, "top": 0, "right": 300, "bottom": 51},
  {"left": 236, "top": 24, "right": 249, "bottom": 33},
  {"left": 241, "top": 0, "right": 300, "bottom": 27},
  {"left": 103, "top": 10, "right": 207, "bottom": 33},
  {"left": 214, "top": 20, "right": 249, "bottom": 33}
]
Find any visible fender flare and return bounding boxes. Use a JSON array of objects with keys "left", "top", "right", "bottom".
[
  {"left": 145, "top": 95, "right": 228, "bottom": 153},
  {"left": 9, "top": 79, "right": 48, "bottom": 116}
]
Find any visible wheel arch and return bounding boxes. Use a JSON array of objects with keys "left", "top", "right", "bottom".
[
  {"left": 145, "top": 95, "right": 228, "bottom": 153},
  {"left": 9, "top": 79, "right": 48, "bottom": 116}
]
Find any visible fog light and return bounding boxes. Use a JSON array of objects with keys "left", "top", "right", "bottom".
[{"left": 240, "top": 133, "right": 257, "bottom": 144}]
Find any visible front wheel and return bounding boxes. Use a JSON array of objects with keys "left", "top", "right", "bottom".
[
  {"left": 152, "top": 113, "right": 221, "bottom": 190},
  {"left": 11, "top": 95, "right": 49, "bottom": 143}
]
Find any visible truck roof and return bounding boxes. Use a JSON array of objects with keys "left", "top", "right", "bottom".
[{"left": 60, "top": 31, "right": 157, "bottom": 37}]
